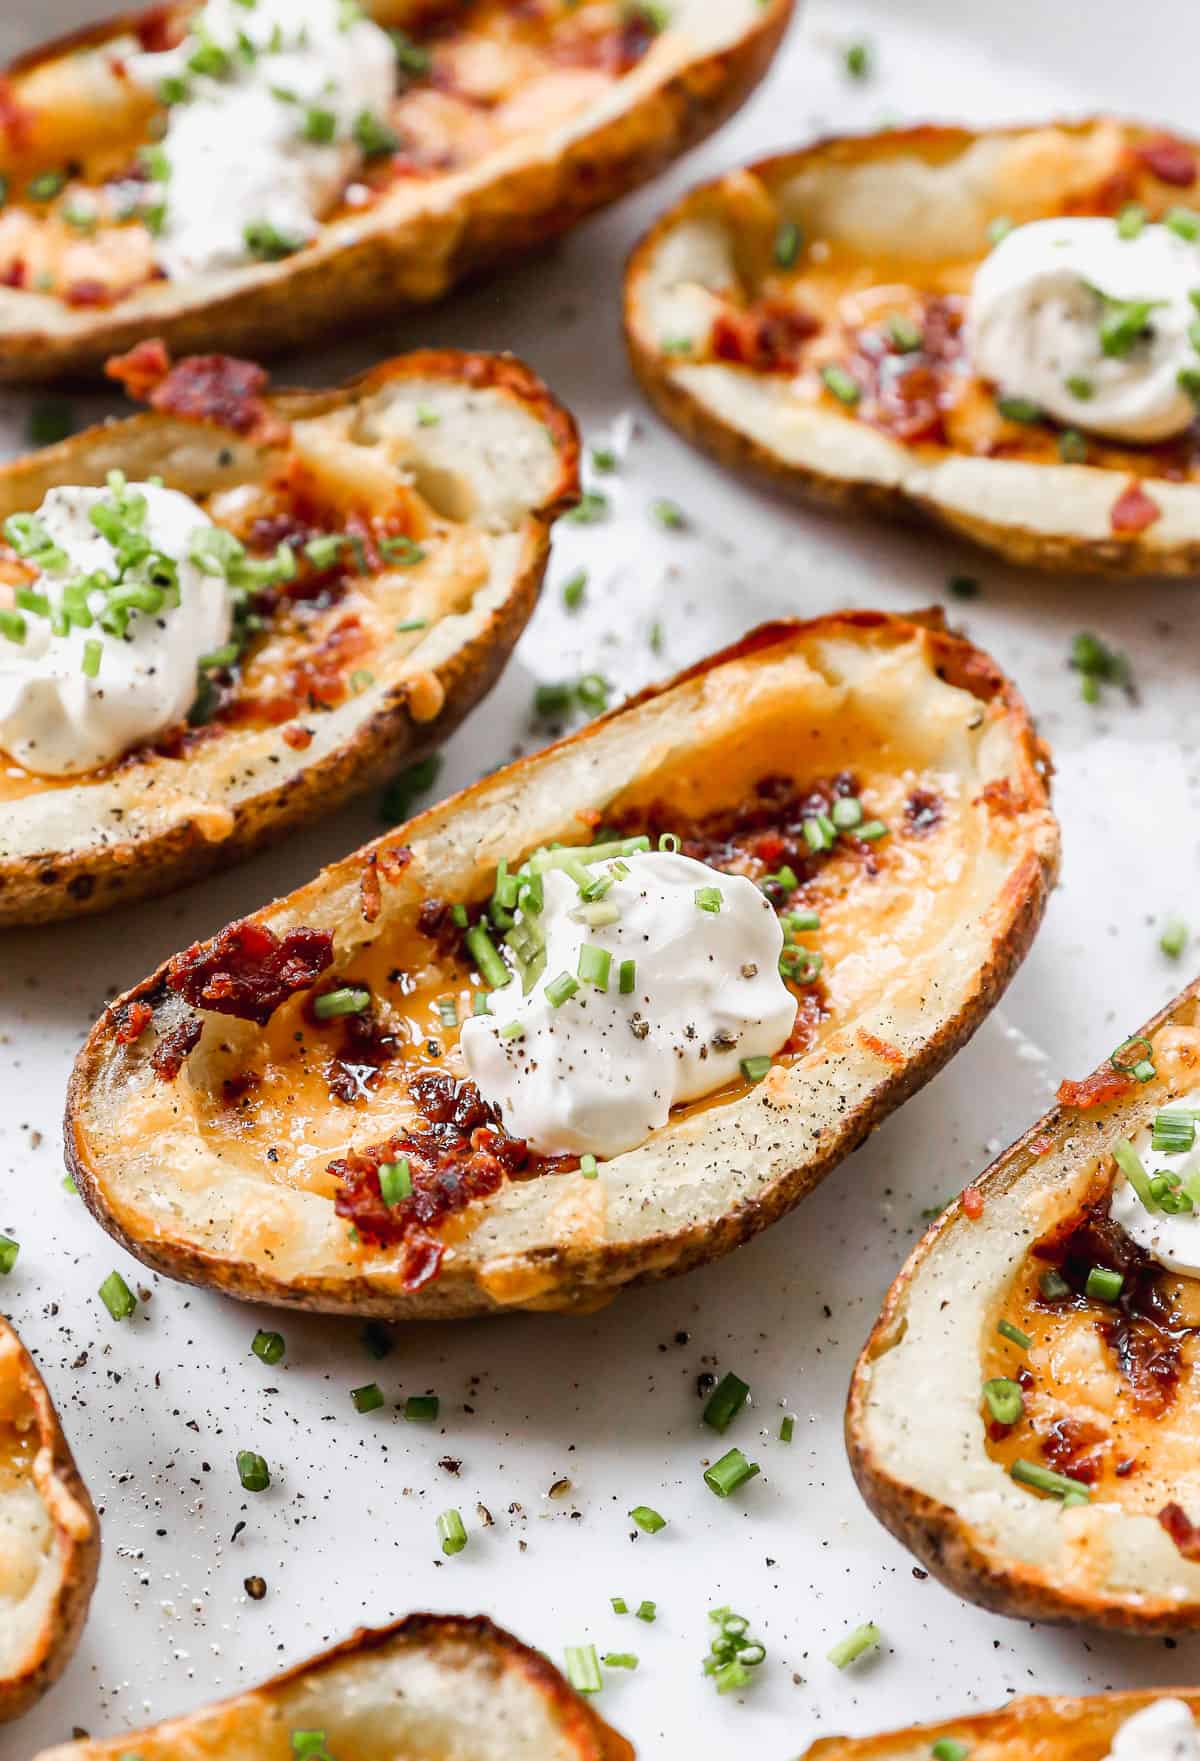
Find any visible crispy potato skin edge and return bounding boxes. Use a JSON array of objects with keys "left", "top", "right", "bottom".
[
  {"left": 0, "top": 348, "right": 581, "bottom": 926},
  {"left": 845, "top": 974, "right": 1200, "bottom": 1633},
  {"left": 0, "top": 1319, "right": 100, "bottom": 1724},
  {"left": 64, "top": 611, "right": 1059, "bottom": 1322},
  {"left": 624, "top": 117, "right": 1200, "bottom": 576},
  {"left": 0, "top": 0, "right": 795, "bottom": 382}
]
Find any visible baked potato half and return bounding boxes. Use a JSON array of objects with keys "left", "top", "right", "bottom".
[
  {"left": 625, "top": 118, "right": 1200, "bottom": 573},
  {"left": 799, "top": 1690, "right": 1200, "bottom": 1761},
  {"left": 0, "top": 1315, "right": 99, "bottom": 1724},
  {"left": 0, "top": 0, "right": 793, "bottom": 383},
  {"left": 848, "top": 976, "right": 1200, "bottom": 1632},
  {"left": 66, "top": 611, "right": 1059, "bottom": 1320},
  {"left": 0, "top": 344, "right": 579, "bottom": 926},
  {"left": 30, "top": 1613, "right": 633, "bottom": 1759}
]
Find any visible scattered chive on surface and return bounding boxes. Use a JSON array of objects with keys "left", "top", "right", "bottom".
[
  {"left": 740, "top": 1055, "right": 772, "bottom": 1084},
  {"left": 635, "top": 1600, "right": 657, "bottom": 1623},
  {"left": 982, "top": 1377, "right": 1024, "bottom": 1426},
  {"left": 827, "top": 1622, "right": 880, "bottom": 1668},
  {"left": 931, "top": 1742, "right": 970, "bottom": 1761},
  {"left": 0, "top": 1235, "right": 18, "bottom": 1276},
  {"left": 996, "top": 1318, "right": 1031, "bottom": 1350},
  {"left": 603, "top": 1652, "right": 639, "bottom": 1670},
  {"left": 99, "top": 1270, "right": 136, "bottom": 1320},
  {"left": 437, "top": 1508, "right": 467, "bottom": 1556},
  {"left": 1086, "top": 1265, "right": 1124, "bottom": 1303},
  {"left": 312, "top": 986, "right": 370, "bottom": 1020},
  {"left": 404, "top": 1394, "right": 440, "bottom": 1422},
  {"left": 1161, "top": 917, "right": 1189, "bottom": 959},
  {"left": 779, "top": 1414, "right": 795, "bottom": 1443},
  {"left": 237, "top": 1450, "right": 270, "bottom": 1493},
  {"left": 351, "top": 1382, "right": 385, "bottom": 1414},
  {"left": 252, "top": 1329, "right": 285, "bottom": 1366},
  {"left": 703, "top": 1371, "right": 750, "bottom": 1434},
  {"left": 629, "top": 1505, "right": 667, "bottom": 1534},
  {"left": 1010, "top": 1458, "right": 1090, "bottom": 1501},
  {"left": 704, "top": 1446, "right": 760, "bottom": 1498},
  {"left": 564, "top": 1643, "right": 602, "bottom": 1694}
]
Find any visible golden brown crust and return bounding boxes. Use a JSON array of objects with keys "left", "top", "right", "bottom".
[
  {"left": 0, "top": 347, "right": 580, "bottom": 926},
  {"left": 0, "top": 1316, "right": 100, "bottom": 1724},
  {"left": 64, "top": 610, "right": 1059, "bottom": 1321},
  {"left": 0, "top": 0, "right": 794, "bottom": 383},
  {"left": 625, "top": 117, "right": 1200, "bottom": 575},
  {"left": 32, "top": 1611, "right": 634, "bottom": 1760},
  {"left": 846, "top": 976, "right": 1200, "bottom": 1633},
  {"left": 801, "top": 1689, "right": 1200, "bottom": 1761}
]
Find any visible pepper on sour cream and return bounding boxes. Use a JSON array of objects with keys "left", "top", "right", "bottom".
[
  {"left": 459, "top": 847, "right": 798, "bottom": 1159},
  {"left": 968, "top": 215, "right": 1200, "bottom": 442}
]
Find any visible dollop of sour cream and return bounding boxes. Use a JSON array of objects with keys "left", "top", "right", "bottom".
[
  {"left": 0, "top": 482, "right": 230, "bottom": 775},
  {"left": 127, "top": 0, "right": 396, "bottom": 281},
  {"left": 1109, "top": 1089, "right": 1200, "bottom": 1276},
  {"left": 1105, "top": 1701, "right": 1200, "bottom": 1761},
  {"left": 459, "top": 850, "right": 798, "bottom": 1159},
  {"left": 968, "top": 217, "right": 1200, "bottom": 442}
]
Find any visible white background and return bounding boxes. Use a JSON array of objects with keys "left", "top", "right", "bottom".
[{"left": 3, "top": 2, "right": 1200, "bottom": 1756}]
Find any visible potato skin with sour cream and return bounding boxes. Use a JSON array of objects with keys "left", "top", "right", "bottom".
[
  {"left": 626, "top": 116, "right": 1200, "bottom": 574},
  {"left": 65, "top": 611, "right": 1059, "bottom": 1322}
]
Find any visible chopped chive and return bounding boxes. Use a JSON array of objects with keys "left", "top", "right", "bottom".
[
  {"left": 561, "top": 569, "right": 587, "bottom": 610},
  {"left": 435, "top": 995, "right": 458, "bottom": 1030},
  {"left": 252, "top": 1329, "right": 285, "bottom": 1366},
  {"left": 947, "top": 574, "right": 980, "bottom": 599},
  {"left": 1010, "top": 1458, "right": 1089, "bottom": 1501},
  {"left": 629, "top": 1505, "right": 667, "bottom": 1533},
  {"left": 0, "top": 1236, "right": 18, "bottom": 1275},
  {"left": 779, "top": 1414, "right": 794, "bottom": 1442},
  {"left": 803, "top": 813, "right": 836, "bottom": 852},
  {"left": 1161, "top": 917, "right": 1189, "bottom": 959},
  {"left": 1066, "top": 374, "right": 1094, "bottom": 400},
  {"left": 99, "top": 1270, "right": 136, "bottom": 1320},
  {"left": 982, "top": 1377, "right": 1024, "bottom": 1425},
  {"left": 1101, "top": 298, "right": 1163, "bottom": 358},
  {"left": 1152, "top": 1109, "right": 1197, "bottom": 1154},
  {"left": 1086, "top": 1265, "right": 1124, "bottom": 1303},
  {"left": 780, "top": 945, "right": 823, "bottom": 984},
  {"left": 466, "top": 923, "right": 510, "bottom": 990},
  {"left": 405, "top": 1394, "right": 439, "bottom": 1422},
  {"left": 887, "top": 313, "right": 922, "bottom": 352},
  {"left": 1166, "top": 206, "right": 1200, "bottom": 241},
  {"left": 831, "top": 797, "right": 863, "bottom": 830},
  {"left": 237, "top": 1450, "right": 270, "bottom": 1493},
  {"left": 396, "top": 617, "right": 427, "bottom": 632},
  {"left": 858, "top": 819, "right": 889, "bottom": 841},
  {"left": 931, "top": 1742, "right": 970, "bottom": 1761},
  {"left": 762, "top": 864, "right": 799, "bottom": 892},
  {"left": 785, "top": 908, "right": 821, "bottom": 932},
  {"left": 351, "top": 1382, "right": 385, "bottom": 1413},
  {"left": 651, "top": 498, "right": 686, "bottom": 530},
  {"left": 774, "top": 220, "right": 802, "bottom": 267},
  {"left": 740, "top": 1056, "right": 772, "bottom": 1084},
  {"left": 988, "top": 216, "right": 1013, "bottom": 246},
  {"left": 1059, "top": 429, "right": 1088, "bottom": 464},
  {"left": 996, "top": 1318, "right": 1031, "bottom": 1350},
  {"left": 694, "top": 886, "right": 722, "bottom": 913},
  {"left": 996, "top": 395, "right": 1042, "bottom": 423},
  {"left": 590, "top": 446, "right": 617, "bottom": 473},
  {"left": 611, "top": 1596, "right": 628, "bottom": 1614},
  {"left": 566, "top": 490, "right": 609, "bottom": 524},
  {"left": 379, "top": 1159, "right": 412, "bottom": 1206},
  {"left": 312, "top": 986, "right": 370, "bottom": 1020},
  {"left": 1116, "top": 202, "right": 1147, "bottom": 239},
  {"left": 704, "top": 1446, "right": 760, "bottom": 1498},
  {"left": 821, "top": 363, "right": 861, "bottom": 405},
  {"left": 499, "top": 1021, "right": 524, "bottom": 1042},
  {"left": 0, "top": 609, "right": 27, "bottom": 644},
  {"left": 437, "top": 1508, "right": 468, "bottom": 1556},
  {"left": 844, "top": 40, "right": 870, "bottom": 78},
  {"left": 635, "top": 1600, "right": 656, "bottom": 1623},
  {"left": 564, "top": 1643, "right": 601, "bottom": 1693},
  {"left": 580, "top": 1153, "right": 599, "bottom": 1179},
  {"left": 578, "top": 944, "right": 612, "bottom": 991},
  {"left": 618, "top": 959, "right": 637, "bottom": 994},
  {"left": 545, "top": 971, "right": 580, "bottom": 1008},
  {"left": 1038, "top": 1269, "right": 1071, "bottom": 1302},
  {"left": 82, "top": 638, "right": 102, "bottom": 678},
  {"left": 1114, "top": 1138, "right": 1157, "bottom": 1212},
  {"left": 703, "top": 1372, "right": 751, "bottom": 1434},
  {"left": 827, "top": 1622, "right": 880, "bottom": 1668},
  {"left": 1112, "top": 1034, "right": 1155, "bottom": 1077},
  {"left": 603, "top": 1652, "right": 639, "bottom": 1670}
]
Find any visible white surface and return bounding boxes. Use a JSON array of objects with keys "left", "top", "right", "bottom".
[{"left": 2, "top": 2, "right": 1200, "bottom": 1757}]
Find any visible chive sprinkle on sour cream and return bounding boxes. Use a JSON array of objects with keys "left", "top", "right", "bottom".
[
  {"left": 458, "top": 846, "right": 797, "bottom": 1159},
  {"left": 1109, "top": 1090, "right": 1200, "bottom": 1276}
]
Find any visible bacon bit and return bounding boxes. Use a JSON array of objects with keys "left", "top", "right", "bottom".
[
  {"left": 114, "top": 1000, "right": 153, "bottom": 1045},
  {"left": 236, "top": 616, "right": 373, "bottom": 725},
  {"left": 165, "top": 920, "right": 334, "bottom": 1025},
  {"left": 857, "top": 1029, "right": 905, "bottom": 1068},
  {"left": 281, "top": 723, "right": 313, "bottom": 751},
  {"left": 360, "top": 855, "right": 383, "bottom": 925},
  {"left": 1110, "top": 480, "right": 1161, "bottom": 535},
  {"left": 150, "top": 1014, "right": 202, "bottom": 1080},
  {"left": 1159, "top": 1501, "right": 1200, "bottom": 1561},
  {"left": 1056, "top": 1063, "right": 1136, "bottom": 1111},
  {"left": 962, "top": 1185, "right": 985, "bottom": 1219},
  {"left": 0, "top": 78, "right": 33, "bottom": 154},
  {"left": 1029, "top": 1132, "right": 1057, "bottom": 1158},
  {"left": 106, "top": 344, "right": 288, "bottom": 446},
  {"left": 710, "top": 301, "right": 821, "bottom": 373},
  {"left": 978, "top": 778, "right": 1025, "bottom": 818},
  {"left": 323, "top": 1004, "right": 396, "bottom": 1104},
  {"left": 904, "top": 789, "right": 942, "bottom": 835},
  {"left": 0, "top": 260, "right": 28, "bottom": 290},
  {"left": 378, "top": 845, "right": 413, "bottom": 882},
  {"left": 64, "top": 279, "right": 112, "bottom": 310},
  {"left": 1137, "top": 135, "right": 1197, "bottom": 187},
  {"left": 1039, "top": 1415, "right": 1107, "bottom": 1484}
]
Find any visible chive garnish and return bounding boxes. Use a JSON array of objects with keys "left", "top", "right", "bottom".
[
  {"left": 982, "top": 1377, "right": 1023, "bottom": 1425},
  {"left": 237, "top": 1450, "right": 270, "bottom": 1493},
  {"left": 0, "top": 1236, "right": 18, "bottom": 1276},
  {"left": 379, "top": 1159, "right": 412, "bottom": 1206},
  {"left": 629, "top": 1505, "right": 667, "bottom": 1534},
  {"left": 351, "top": 1382, "right": 385, "bottom": 1414},
  {"left": 99, "top": 1270, "right": 136, "bottom": 1320},
  {"left": 466, "top": 923, "right": 510, "bottom": 991},
  {"left": 827, "top": 1622, "right": 880, "bottom": 1667},
  {"left": 252, "top": 1329, "right": 285, "bottom": 1366},
  {"left": 695, "top": 885, "right": 722, "bottom": 913},
  {"left": 1152, "top": 1109, "right": 1197, "bottom": 1154},
  {"left": 562, "top": 569, "right": 587, "bottom": 610},
  {"left": 779, "top": 1415, "right": 794, "bottom": 1442},
  {"left": 437, "top": 1508, "right": 467, "bottom": 1556},
  {"left": 603, "top": 1652, "right": 639, "bottom": 1669},
  {"left": 996, "top": 1318, "right": 1031, "bottom": 1350},
  {"left": 1112, "top": 1035, "right": 1156, "bottom": 1082},
  {"left": 578, "top": 944, "right": 612, "bottom": 991},
  {"left": 996, "top": 395, "right": 1042, "bottom": 423},
  {"left": 888, "top": 313, "right": 922, "bottom": 353},
  {"left": 618, "top": 959, "right": 636, "bottom": 994},
  {"left": 1116, "top": 202, "right": 1147, "bottom": 239},
  {"left": 405, "top": 1394, "right": 439, "bottom": 1422},
  {"left": 564, "top": 1644, "right": 601, "bottom": 1693},
  {"left": 312, "top": 986, "right": 370, "bottom": 1020},
  {"left": 821, "top": 364, "right": 861, "bottom": 406},
  {"left": 1039, "top": 1269, "right": 1070, "bottom": 1302},
  {"left": 740, "top": 1056, "right": 772, "bottom": 1083},
  {"left": 580, "top": 1153, "right": 599, "bottom": 1179},
  {"left": 1161, "top": 917, "right": 1189, "bottom": 959},
  {"left": 704, "top": 1446, "right": 760, "bottom": 1498},
  {"left": 611, "top": 1596, "right": 628, "bottom": 1614},
  {"left": 1010, "top": 1459, "right": 1089, "bottom": 1501},
  {"left": 931, "top": 1742, "right": 970, "bottom": 1761},
  {"left": 1085, "top": 1266, "right": 1124, "bottom": 1303},
  {"left": 775, "top": 220, "right": 802, "bottom": 267},
  {"left": 545, "top": 972, "right": 579, "bottom": 1008},
  {"left": 704, "top": 1372, "right": 750, "bottom": 1434},
  {"left": 635, "top": 1600, "right": 657, "bottom": 1623},
  {"left": 1114, "top": 1139, "right": 1157, "bottom": 1212}
]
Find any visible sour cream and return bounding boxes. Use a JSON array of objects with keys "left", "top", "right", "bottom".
[
  {"left": 1105, "top": 1701, "right": 1200, "bottom": 1761},
  {"left": 968, "top": 217, "right": 1200, "bottom": 442},
  {"left": 1109, "top": 1088, "right": 1200, "bottom": 1277},
  {"left": 127, "top": 0, "right": 396, "bottom": 281},
  {"left": 459, "top": 850, "right": 798, "bottom": 1159},
  {"left": 0, "top": 483, "right": 230, "bottom": 775}
]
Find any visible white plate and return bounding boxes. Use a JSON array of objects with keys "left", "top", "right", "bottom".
[{"left": 3, "top": 1, "right": 1200, "bottom": 1755}]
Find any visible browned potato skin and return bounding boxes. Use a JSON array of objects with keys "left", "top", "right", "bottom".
[
  {"left": 625, "top": 120, "right": 1200, "bottom": 577},
  {"left": 802, "top": 1690, "right": 1200, "bottom": 1761},
  {"left": 0, "top": 1317, "right": 100, "bottom": 1724},
  {"left": 0, "top": 0, "right": 795, "bottom": 383},
  {"left": 0, "top": 348, "right": 580, "bottom": 928},
  {"left": 32, "top": 1612, "right": 635, "bottom": 1759},
  {"left": 64, "top": 612, "right": 1058, "bottom": 1323},
  {"left": 846, "top": 976, "right": 1200, "bottom": 1633}
]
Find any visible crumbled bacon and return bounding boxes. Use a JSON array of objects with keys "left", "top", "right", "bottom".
[
  {"left": 322, "top": 1002, "right": 397, "bottom": 1104},
  {"left": 64, "top": 279, "right": 112, "bottom": 309},
  {"left": 360, "top": 854, "right": 383, "bottom": 924},
  {"left": 1110, "top": 480, "right": 1161, "bottom": 534},
  {"left": 281, "top": 724, "right": 314, "bottom": 751},
  {"left": 1038, "top": 1415, "right": 1107, "bottom": 1484},
  {"left": 905, "top": 789, "right": 942, "bottom": 835},
  {"left": 710, "top": 301, "right": 821, "bottom": 373},
  {"left": 1136, "top": 135, "right": 1197, "bottom": 187},
  {"left": 165, "top": 921, "right": 334, "bottom": 1025},
  {"left": 150, "top": 1014, "right": 202, "bottom": 1080},
  {"left": 1056, "top": 1063, "right": 1136, "bottom": 1111},
  {"left": 962, "top": 1185, "right": 985, "bottom": 1219},
  {"left": 1160, "top": 1502, "right": 1200, "bottom": 1560},
  {"left": 234, "top": 616, "right": 373, "bottom": 724},
  {"left": 114, "top": 1000, "right": 153, "bottom": 1045},
  {"left": 105, "top": 343, "right": 288, "bottom": 446}
]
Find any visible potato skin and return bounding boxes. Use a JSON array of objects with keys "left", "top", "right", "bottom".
[
  {"left": 31, "top": 1612, "right": 634, "bottom": 1760},
  {"left": 0, "top": 1318, "right": 100, "bottom": 1724},
  {"left": 0, "top": 0, "right": 795, "bottom": 383},
  {"left": 625, "top": 119, "right": 1200, "bottom": 576},
  {"left": 846, "top": 976, "right": 1200, "bottom": 1633},
  {"left": 65, "top": 611, "right": 1059, "bottom": 1324},
  {"left": 0, "top": 348, "right": 580, "bottom": 927}
]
